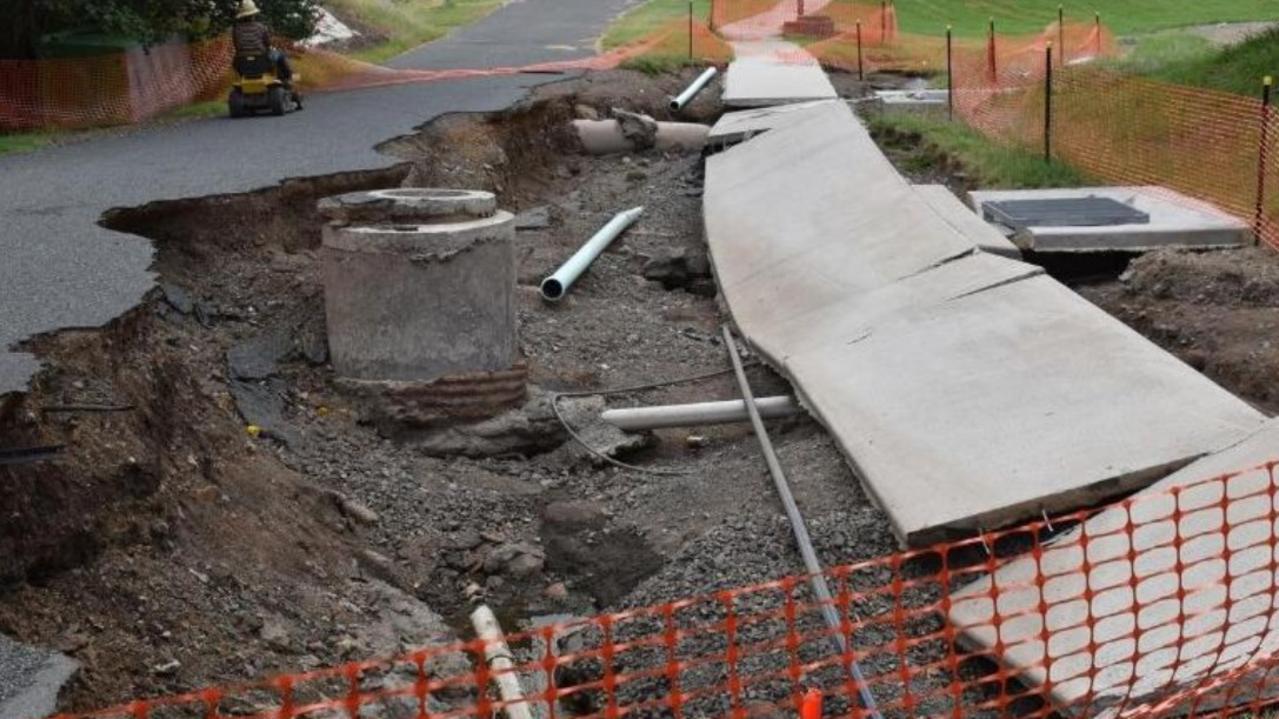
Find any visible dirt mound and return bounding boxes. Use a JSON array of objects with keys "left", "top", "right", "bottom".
[
  {"left": 1078, "top": 247, "right": 1279, "bottom": 414},
  {"left": 1118, "top": 247, "right": 1279, "bottom": 307}
]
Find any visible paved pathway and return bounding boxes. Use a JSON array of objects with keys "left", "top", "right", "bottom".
[{"left": 0, "top": 0, "right": 637, "bottom": 395}]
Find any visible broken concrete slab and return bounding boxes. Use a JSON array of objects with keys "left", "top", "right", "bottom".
[
  {"left": 0, "top": 634, "right": 78, "bottom": 719},
  {"left": 914, "top": 184, "right": 1021, "bottom": 259},
  {"left": 723, "top": 40, "right": 837, "bottom": 108},
  {"left": 705, "top": 97, "right": 1263, "bottom": 545},
  {"left": 865, "top": 89, "right": 949, "bottom": 117},
  {"left": 707, "top": 100, "right": 838, "bottom": 145},
  {"left": 968, "top": 187, "right": 1252, "bottom": 253},
  {"left": 786, "top": 274, "right": 1263, "bottom": 545},
  {"left": 949, "top": 417, "right": 1279, "bottom": 715}
]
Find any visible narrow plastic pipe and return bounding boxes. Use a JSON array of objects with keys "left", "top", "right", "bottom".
[
  {"left": 541, "top": 206, "right": 643, "bottom": 301},
  {"left": 602, "top": 396, "right": 800, "bottom": 431},
  {"left": 669, "top": 67, "right": 718, "bottom": 111},
  {"left": 722, "top": 326, "right": 882, "bottom": 718},
  {"left": 471, "top": 605, "right": 534, "bottom": 719}
]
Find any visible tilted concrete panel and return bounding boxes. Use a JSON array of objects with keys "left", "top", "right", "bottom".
[
  {"left": 722, "top": 41, "right": 837, "bottom": 108},
  {"left": 914, "top": 184, "right": 1022, "bottom": 259},
  {"left": 949, "top": 418, "right": 1279, "bottom": 714},
  {"left": 786, "top": 274, "right": 1263, "bottom": 546},
  {"left": 704, "top": 97, "right": 1264, "bottom": 547}
]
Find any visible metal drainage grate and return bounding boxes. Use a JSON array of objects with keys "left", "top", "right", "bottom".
[{"left": 983, "top": 196, "right": 1150, "bottom": 230}]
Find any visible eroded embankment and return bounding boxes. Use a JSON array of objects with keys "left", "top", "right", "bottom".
[{"left": 0, "top": 69, "right": 903, "bottom": 713}]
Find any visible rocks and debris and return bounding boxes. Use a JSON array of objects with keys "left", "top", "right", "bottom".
[
  {"left": 514, "top": 206, "right": 551, "bottom": 231},
  {"left": 641, "top": 248, "right": 716, "bottom": 296},
  {"left": 227, "top": 331, "right": 293, "bottom": 381},
  {"left": 0, "top": 69, "right": 892, "bottom": 713}
]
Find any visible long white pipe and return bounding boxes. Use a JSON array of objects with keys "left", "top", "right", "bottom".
[
  {"left": 541, "top": 206, "right": 643, "bottom": 301},
  {"left": 602, "top": 395, "right": 800, "bottom": 431},
  {"left": 669, "top": 67, "right": 718, "bottom": 111},
  {"left": 470, "top": 605, "right": 534, "bottom": 719},
  {"left": 721, "top": 327, "right": 882, "bottom": 718}
]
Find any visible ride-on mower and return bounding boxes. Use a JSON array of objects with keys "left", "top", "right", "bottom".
[{"left": 228, "top": 53, "right": 302, "bottom": 117}]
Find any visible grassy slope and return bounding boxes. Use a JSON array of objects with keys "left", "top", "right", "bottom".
[
  {"left": 329, "top": 0, "right": 505, "bottom": 63},
  {"left": 603, "top": 0, "right": 713, "bottom": 48},
  {"left": 0, "top": 132, "right": 56, "bottom": 157},
  {"left": 868, "top": 113, "right": 1086, "bottom": 188},
  {"left": 1133, "top": 28, "right": 1279, "bottom": 97},
  {"left": 894, "top": 0, "right": 1279, "bottom": 38}
]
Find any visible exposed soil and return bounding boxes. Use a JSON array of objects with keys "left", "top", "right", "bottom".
[
  {"left": 0, "top": 68, "right": 902, "bottom": 713},
  {"left": 1077, "top": 247, "right": 1279, "bottom": 416}
]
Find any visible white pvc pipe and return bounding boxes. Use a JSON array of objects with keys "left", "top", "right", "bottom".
[
  {"left": 541, "top": 206, "right": 643, "bottom": 301},
  {"left": 602, "top": 395, "right": 800, "bottom": 431},
  {"left": 669, "top": 67, "right": 718, "bottom": 111},
  {"left": 470, "top": 605, "right": 534, "bottom": 719}
]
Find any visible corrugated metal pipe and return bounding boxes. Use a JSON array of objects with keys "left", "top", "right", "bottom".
[{"left": 540, "top": 206, "right": 644, "bottom": 301}]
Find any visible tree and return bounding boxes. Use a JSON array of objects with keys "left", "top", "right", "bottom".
[{"left": 0, "top": 0, "right": 319, "bottom": 59}]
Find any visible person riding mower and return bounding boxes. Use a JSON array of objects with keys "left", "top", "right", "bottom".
[{"left": 228, "top": 0, "right": 302, "bottom": 117}]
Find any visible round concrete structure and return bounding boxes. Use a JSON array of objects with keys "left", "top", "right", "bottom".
[{"left": 320, "top": 188, "right": 517, "bottom": 384}]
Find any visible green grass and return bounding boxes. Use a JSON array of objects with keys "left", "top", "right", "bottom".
[
  {"left": 0, "top": 132, "right": 57, "bottom": 156},
  {"left": 890, "top": 0, "right": 1279, "bottom": 38},
  {"left": 1108, "top": 30, "right": 1216, "bottom": 75},
  {"left": 603, "top": 0, "right": 712, "bottom": 48},
  {"left": 868, "top": 112, "right": 1087, "bottom": 188},
  {"left": 328, "top": 0, "right": 505, "bottom": 64},
  {"left": 1132, "top": 27, "right": 1279, "bottom": 97},
  {"left": 160, "top": 100, "right": 227, "bottom": 120}
]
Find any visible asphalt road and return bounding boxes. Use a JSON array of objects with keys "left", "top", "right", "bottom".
[{"left": 0, "top": 0, "right": 638, "bottom": 395}]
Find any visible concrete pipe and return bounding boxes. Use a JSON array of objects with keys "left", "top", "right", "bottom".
[
  {"left": 541, "top": 206, "right": 643, "bottom": 301},
  {"left": 602, "top": 396, "right": 801, "bottom": 431},
  {"left": 669, "top": 67, "right": 718, "bottom": 112},
  {"left": 572, "top": 119, "right": 710, "bottom": 155},
  {"left": 320, "top": 188, "right": 517, "bottom": 383}
]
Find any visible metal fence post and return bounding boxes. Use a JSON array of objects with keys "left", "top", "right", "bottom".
[
  {"left": 856, "top": 20, "right": 864, "bottom": 80},
  {"left": 1256, "top": 76, "right": 1274, "bottom": 244},
  {"left": 881, "top": 0, "right": 887, "bottom": 45},
  {"left": 988, "top": 18, "right": 997, "bottom": 84},
  {"left": 1044, "top": 42, "right": 1053, "bottom": 162},
  {"left": 688, "top": 0, "right": 694, "bottom": 60},
  {"left": 946, "top": 25, "right": 953, "bottom": 121},
  {"left": 1058, "top": 4, "right": 1065, "bottom": 64}
]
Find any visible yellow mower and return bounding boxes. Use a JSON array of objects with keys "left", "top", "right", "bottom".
[{"left": 228, "top": 53, "right": 302, "bottom": 117}]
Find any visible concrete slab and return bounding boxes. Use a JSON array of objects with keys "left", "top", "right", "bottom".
[
  {"left": 707, "top": 100, "right": 838, "bottom": 145},
  {"left": 722, "top": 40, "right": 837, "bottom": 108},
  {"left": 703, "top": 97, "right": 1264, "bottom": 546},
  {"left": 914, "top": 184, "right": 1021, "bottom": 259},
  {"left": 786, "top": 274, "right": 1263, "bottom": 545},
  {"left": 704, "top": 100, "right": 975, "bottom": 318},
  {"left": 0, "top": 634, "right": 78, "bottom": 719},
  {"left": 865, "top": 89, "right": 949, "bottom": 117},
  {"left": 968, "top": 187, "right": 1252, "bottom": 253},
  {"left": 949, "top": 418, "right": 1279, "bottom": 714}
]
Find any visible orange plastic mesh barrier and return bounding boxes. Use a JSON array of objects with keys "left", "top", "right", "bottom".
[
  {"left": 0, "top": 18, "right": 730, "bottom": 132},
  {"left": 943, "top": 20, "right": 1279, "bottom": 248},
  {"left": 53, "top": 458, "right": 1279, "bottom": 719}
]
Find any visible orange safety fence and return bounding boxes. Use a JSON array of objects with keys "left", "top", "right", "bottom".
[
  {"left": 0, "top": 17, "right": 731, "bottom": 132},
  {"left": 942, "top": 18, "right": 1279, "bottom": 249},
  {"left": 53, "top": 458, "right": 1279, "bottom": 719}
]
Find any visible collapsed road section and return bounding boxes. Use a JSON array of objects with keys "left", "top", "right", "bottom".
[{"left": 702, "top": 98, "right": 1265, "bottom": 546}]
